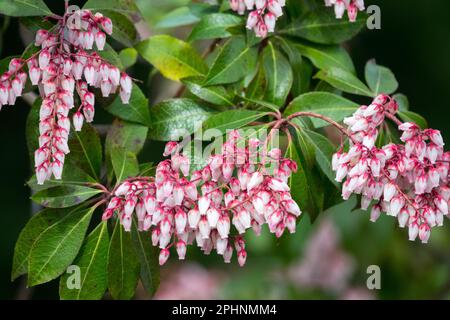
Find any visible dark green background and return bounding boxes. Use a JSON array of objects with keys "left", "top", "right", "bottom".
[{"left": 0, "top": 0, "right": 449, "bottom": 299}]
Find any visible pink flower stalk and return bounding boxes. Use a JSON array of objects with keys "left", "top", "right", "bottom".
[
  {"left": 324, "top": 0, "right": 365, "bottom": 22},
  {"left": 0, "top": 10, "right": 132, "bottom": 184},
  {"left": 332, "top": 94, "right": 449, "bottom": 243},
  {"left": 103, "top": 130, "right": 301, "bottom": 266},
  {"left": 230, "top": 0, "right": 286, "bottom": 37}
]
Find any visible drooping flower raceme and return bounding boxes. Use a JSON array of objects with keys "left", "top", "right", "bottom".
[
  {"left": 332, "top": 94, "right": 449, "bottom": 243},
  {"left": 324, "top": 0, "right": 365, "bottom": 22},
  {"left": 0, "top": 10, "right": 133, "bottom": 184},
  {"left": 230, "top": 0, "right": 286, "bottom": 37},
  {"left": 103, "top": 131, "right": 301, "bottom": 266}
]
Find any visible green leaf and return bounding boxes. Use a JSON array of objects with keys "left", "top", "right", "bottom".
[
  {"left": 131, "top": 219, "right": 160, "bottom": 296},
  {"left": 107, "top": 220, "right": 140, "bottom": 300},
  {"left": 19, "top": 16, "right": 54, "bottom": 33},
  {"left": 315, "top": 67, "right": 373, "bottom": 97},
  {"left": 204, "top": 36, "right": 256, "bottom": 86},
  {"left": 398, "top": 111, "right": 428, "bottom": 129},
  {"left": 68, "top": 124, "right": 103, "bottom": 181},
  {"left": 139, "top": 162, "right": 156, "bottom": 176},
  {"left": 119, "top": 47, "right": 138, "bottom": 69},
  {"left": 291, "top": 40, "right": 355, "bottom": 73},
  {"left": 286, "top": 128, "right": 324, "bottom": 221},
  {"left": 110, "top": 146, "right": 139, "bottom": 183},
  {"left": 0, "top": 0, "right": 52, "bottom": 17},
  {"left": 59, "top": 221, "right": 109, "bottom": 300},
  {"left": 364, "top": 59, "right": 399, "bottom": 95},
  {"left": 12, "top": 208, "right": 71, "bottom": 281},
  {"left": 136, "top": 35, "right": 207, "bottom": 81},
  {"left": 98, "top": 10, "right": 137, "bottom": 46},
  {"left": 149, "top": 98, "right": 214, "bottom": 141},
  {"left": 103, "top": 83, "right": 151, "bottom": 126},
  {"left": 284, "top": 92, "right": 358, "bottom": 128},
  {"left": 302, "top": 129, "right": 338, "bottom": 186},
  {"left": 105, "top": 119, "right": 148, "bottom": 155},
  {"left": 31, "top": 185, "right": 102, "bottom": 208},
  {"left": 393, "top": 93, "right": 409, "bottom": 111},
  {"left": 202, "top": 110, "right": 268, "bottom": 134},
  {"left": 183, "top": 77, "right": 234, "bottom": 106},
  {"left": 26, "top": 97, "right": 42, "bottom": 162},
  {"left": 28, "top": 206, "right": 94, "bottom": 286},
  {"left": 279, "top": 9, "right": 366, "bottom": 45},
  {"left": 155, "top": 4, "right": 216, "bottom": 29},
  {"left": 188, "top": 13, "right": 243, "bottom": 41},
  {"left": 83, "top": 0, "right": 140, "bottom": 16},
  {"left": 262, "top": 41, "right": 293, "bottom": 107}
]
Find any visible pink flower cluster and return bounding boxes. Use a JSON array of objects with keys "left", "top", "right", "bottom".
[
  {"left": 230, "top": 0, "right": 286, "bottom": 37},
  {"left": 332, "top": 94, "right": 449, "bottom": 243},
  {"left": 0, "top": 10, "right": 132, "bottom": 184},
  {"left": 325, "top": 0, "right": 365, "bottom": 22},
  {"left": 103, "top": 131, "right": 301, "bottom": 266}
]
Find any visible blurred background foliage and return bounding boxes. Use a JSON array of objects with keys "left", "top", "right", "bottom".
[{"left": 0, "top": 0, "right": 449, "bottom": 299}]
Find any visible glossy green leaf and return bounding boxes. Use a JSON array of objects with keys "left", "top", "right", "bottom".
[
  {"left": 105, "top": 119, "right": 148, "bottom": 155},
  {"left": 183, "top": 77, "right": 234, "bottom": 106},
  {"left": 315, "top": 67, "right": 373, "bottom": 97},
  {"left": 12, "top": 208, "right": 71, "bottom": 280},
  {"left": 99, "top": 10, "right": 137, "bottom": 46},
  {"left": 136, "top": 35, "right": 207, "bottom": 81},
  {"left": 302, "top": 129, "right": 338, "bottom": 186},
  {"left": 59, "top": 221, "right": 109, "bottom": 300},
  {"left": 0, "top": 0, "right": 52, "bottom": 17},
  {"left": 292, "top": 40, "right": 355, "bottom": 73},
  {"left": 149, "top": 99, "right": 214, "bottom": 141},
  {"left": 103, "top": 83, "right": 151, "bottom": 126},
  {"left": 202, "top": 110, "right": 268, "bottom": 134},
  {"left": 31, "top": 185, "right": 102, "bottom": 208},
  {"left": 279, "top": 9, "right": 366, "bottom": 45},
  {"left": 83, "top": 0, "right": 140, "bottom": 15},
  {"left": 262, "top": 41, "right": 293, "bottom": 106},
  {"left": 111, "top": 146, "right": 139, "bottom": 183},
  {"left": 27, "top": 206, "right": 94, "bottom": 286},
  {"left": 131, "top": 220, "right": 160, "bottom": 296},
  {"left": 286, "top": 128, "right": 324, "bottom": 221},
  {"left": 155, "top": 4, "right": 216, "bottom": 29},
  {"left": 398, "top": 111, "right": 428, "bottom": 129},
  {"left": 204, "top": 36, "right": 256, "bottom": 86},
  {"left": 365, "top": 59, "right": 399, "bottom": 95},
  {"left": 284, "top": 92, "right": 358, "bottom": 128},
  {"left": 68, "top": 124, "right": 103, "bottom": 181},
  {"left": 393, "top": 93, "right": 409, "bottom": 111},
  {"left": 188, "top": 13, "right": 243, "bottom": 41},
  {"left": 119, "top": 47, "right": 138, "bottom": 69},
  {"left": 107, "top": 220, "right": 140, "bottom": 300},
  {"left": 19, "top": 16, "right": 54, "bottom": 33}
]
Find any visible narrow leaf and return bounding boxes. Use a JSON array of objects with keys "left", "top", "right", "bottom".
[
  {"left": 31, "top": 185, "right": 102, "bottom": 208},
  {"left": 107, "top": 220, "right": 140, "bottom": 300},
  {"left": 28, "top": 206, "right": 94, "bottom": 286},
  {"left": 136, "top": 35, "right": 207, "bottom": 81},
  {"left": 59, "top": 221, "right": 109, "bottom": 300}
]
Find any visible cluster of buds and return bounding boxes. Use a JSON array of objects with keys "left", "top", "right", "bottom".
[
  {"left": 0, "top": 9, "right": 132, "bottom": 184},
  {"left": 332, "top": 94, "right": 449, "bottom": 243},
  {"left": 230, "top": 0, "right": 286, "bottom": 37},
  {"left": 324, "top": 0, "right": 365, "bottom": 22},
  {"left": 103, "top": 130, "right": 301, "bottom": 266}
]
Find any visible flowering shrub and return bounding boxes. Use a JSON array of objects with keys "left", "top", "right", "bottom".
[
  {"left": 2, "top": 0, "right": 447, "bottom": 300},
  {"left": 104, "top": 134, "right": 300, "bottom": 266}
]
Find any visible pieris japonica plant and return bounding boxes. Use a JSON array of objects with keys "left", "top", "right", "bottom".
[{"left": 3, "top": 0, "right": 447, "bottom": 300}]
